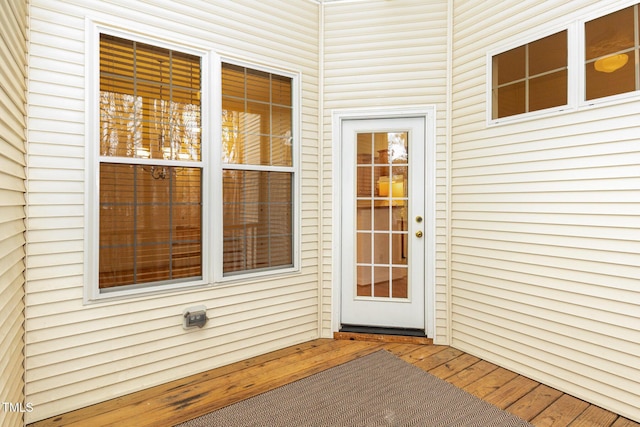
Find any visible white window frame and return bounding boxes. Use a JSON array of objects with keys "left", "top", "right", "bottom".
[
  {"left": 488, "top": 0, "right": 640, "bottom": 125},
  {"left": 578, "top": 0, "right": 640, "bottom": 108},
  {"left": 212, "top": 57, "right": 302, "bottom": 284},
  {"left": 487, "top": 24, "right": 577, "bottom": 126},
  {"left": 84, "top": 22, "right": 213, "bottom": 303}
]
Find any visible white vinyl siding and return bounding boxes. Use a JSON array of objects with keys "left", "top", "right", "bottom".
[
  {"left": 0, "top": 1, "right": 27, "bottom": 426},
  {"left": 322, "top": 0, "right": 450, "bottom": 343},
  {"left": 22, "top": 0, "right": 640, "bottom": 424},
  {"left": 25, "top": 0, "right": 319, "bottom": 422},
  {"left": 451, "top": 0, "right": 640, "bottom": 421}
]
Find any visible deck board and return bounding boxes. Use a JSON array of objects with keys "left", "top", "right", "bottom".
[
  {"left": 570, "top": 405, "right": 620, "bottom": 426},
  {"left": 428, "top": 353, "right": 482, "bottom": 379},
  {"left": 484, "top": 375, "right": 540, "bottom": 409},
  {"left": 531, "top": 394, "right": 593, "bottom": 427},
  {"left": 463, "top": 366, "right": 521, "bottom": 399},
  {"left": 446, "top": 359, "right": 500, "bottom": 388},
  {"left": 508, "top": 384, "right": 565, "bottom": 421},
  {"left": 28, "top": 337, "right": 640, "bottom": 427}
]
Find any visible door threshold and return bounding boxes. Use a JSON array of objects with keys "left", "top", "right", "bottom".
[
  {"left": 340, "top": 324, "right": 425, "bottom": 337},
  {"left": 336, "top": 325, "right": 432, "bottom": 345},
  {"left": 334, "top": 331, "right": 432, "bottom": 345}
]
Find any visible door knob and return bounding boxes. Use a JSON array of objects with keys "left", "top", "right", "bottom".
[
  {"left": 415, "top": 231, "right": 423, "bottom": 238},
  {"left": 416, "top": 216, "right": 423, "bottom": 223}
]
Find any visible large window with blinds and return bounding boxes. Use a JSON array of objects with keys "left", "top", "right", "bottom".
[
  {"left": 98, "top": 34, "right": 203, "bottom": 291},
  {"left": 221, "top": 63, "right": 295, "bottom": 275},
  {"left": 93, "top": 32, "right": 298, "bottom": 296}
]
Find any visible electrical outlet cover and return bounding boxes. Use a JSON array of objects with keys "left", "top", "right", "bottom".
[{"left": 182, "top": 305, "right": 208, "bottom": 329}]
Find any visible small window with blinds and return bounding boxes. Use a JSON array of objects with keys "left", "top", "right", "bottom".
[
  {"left": 221, "top": 63, "right": 295, "bottom": 275},
  {"left": 98, "top": 34, "right": 203, "bottom": 291},
  {"left": 491, "top": 30, "right": 568, "bottom": 120}
]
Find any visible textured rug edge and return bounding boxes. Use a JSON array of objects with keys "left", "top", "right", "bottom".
[{"left": 175, "top": 349, "right": 534, "bottom": 427}]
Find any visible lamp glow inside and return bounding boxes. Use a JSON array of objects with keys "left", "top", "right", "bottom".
[
  {"left": 378, "top": 175, "right": 405, "bottom": 197},
  {"left": 594, "top": 54, "right": 629, "bottom": 73}
]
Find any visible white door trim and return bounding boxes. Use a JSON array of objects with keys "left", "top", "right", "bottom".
[{"left": 331, "top": 106, "right": 437, "bottom": 338}]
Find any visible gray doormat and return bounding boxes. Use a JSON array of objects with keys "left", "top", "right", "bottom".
[{"left": 175, "top": 350, "right": 534, "bottom": 426}]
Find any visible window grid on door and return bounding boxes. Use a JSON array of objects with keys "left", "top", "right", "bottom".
[{"left": 355, "top": 132, "right": 409, "bottom": 299}]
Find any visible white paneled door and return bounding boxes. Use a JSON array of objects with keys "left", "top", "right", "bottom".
[{"left": 341, "top": 117, "right": 427, "bottom": 331}]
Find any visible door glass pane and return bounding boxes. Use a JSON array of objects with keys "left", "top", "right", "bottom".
[
  {"left": 357, "top": 266, "right": 372, "bottom": 297},
  {"left": 356, "top": 232, "right": 371, "bottom": 264},
  {"left": 392, "top": 206, "right": 407, "bottom": 231},
  {"left": 357, "top": 166, "right": 372, "bottom": 197},
  {"left": 373, "top": 206, "right": 389, "bottom": 231},
  {"left": 392, "top": 165, "right": 408, "bottom": 198},
  {"left": 374, "top": 166, "right": 390, "bottom": 197},
  {"left": 392, "top": 267, "right": 408, "bottom": 298},
  {"left": 356, "top": 200, "right": 372, "bottom": 230},
  {"left": 355, "top": 131, "right": 409, "bottom": 300},
  {"left": 357, "top": 133, "right": 372, "bottom": 164},
  {"left": 391, "top": 234, "right": 408, "bottom": 265},
  {"left": 374, "top": 267, "right": 390, "bottom": 297},
  {"left": 373, "top": 233, "right": 389, "bottom": 264}
]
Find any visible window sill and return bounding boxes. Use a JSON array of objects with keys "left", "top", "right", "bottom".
[
  {"left": 487, "top": 89, "right": 640, "bottom": 127},
  {"left": 215, "top": 265, "right": 300, "bottom": 285},
  {"left": 579, "top": 89, "right": 640, "bottom": 110},
  {"left": 84, "top": 278, "right": 210, "bottom": 305},
  {"left": 487, "top": 104, "right": 573, "bottom": 127}
]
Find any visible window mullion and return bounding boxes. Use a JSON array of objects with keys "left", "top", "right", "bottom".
[
  {"left": 525, "top": 43, "right": 530, "bottom": 113},
  {"left": 490, "top": 29, "right": 568, "bottom": 121},
  {"left": 133, "top": 165, "right": 138, "bottom": 283},
  {"left": 99, "top": 156, "right": 203, "bottom": 169},
  {"left": 636, "top": 5, "right": 640, "bottom": 91},
  {"left": 222, "top": 163, "right": 294, "bottom": 173},
  {"left": 169, "top": 170, "right": 174, "bottom": 279}
]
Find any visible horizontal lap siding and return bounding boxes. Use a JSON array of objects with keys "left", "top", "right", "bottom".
[
  {"left": 0, "top": 1, "right": 27, "bottom": 427},
  {"left": 451, "top": 0, "right": 640, "bottom": 421},
  {"left": 322, "top": 0, "right": 449, "bottom": 342},
  {"left": 26, "top": 0, "right": 319, "bottom": 422}
]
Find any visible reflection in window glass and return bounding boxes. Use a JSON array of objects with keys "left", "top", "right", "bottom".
[
  {"left": 222, "top": 64, "right": 293, "bottom": 167},
  {"left": 585, "top": 4, "right": 639, "bottom": 100},
  {"left": 98, "top": 34, "right": 202, "bottom": 291},
  {"left": 222, "top": 171, "right": 293, "bottom": 274},
  {"left": 99, "top": 164, "right": 202, "bottom": 288},
  {"left": 355, "top": 132, "right": 409, "bottom": 300},
  {"left": 221, "top": 63, "right": 295, "bottom": 275}
]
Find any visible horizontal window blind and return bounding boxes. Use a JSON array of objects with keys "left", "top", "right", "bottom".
[
  {"left": 221, "top": 63, "right": 295, "bottom": 275},
  {"left": 222, "top": 170, "right": 293, "bottom": 273},
  {"left": 99, "top": 164, "right": 202, "bottom": 288},
  {"left": 98, "top": 34, "right": 202, "bottom": 290}
]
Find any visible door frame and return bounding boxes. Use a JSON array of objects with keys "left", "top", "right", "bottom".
[{"left": 331, "top": 106, "right": 437, "bottom": 338}]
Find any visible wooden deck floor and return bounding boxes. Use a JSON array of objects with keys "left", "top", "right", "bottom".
[{"left": 29, "top": 336, "right": 639, "bottom": 427}]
